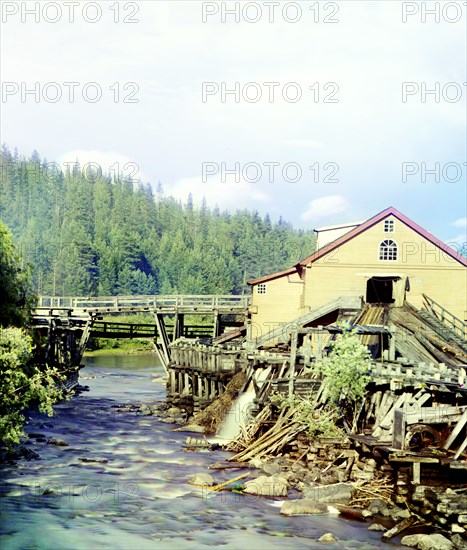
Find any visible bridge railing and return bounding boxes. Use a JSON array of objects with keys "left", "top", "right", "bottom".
[{"left": 37, "top": 294, "right": 251, "bottom": 310}]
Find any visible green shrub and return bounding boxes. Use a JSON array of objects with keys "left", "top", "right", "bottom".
[{"left": 0, "top": 328, "right": 64, "bottom": 447}]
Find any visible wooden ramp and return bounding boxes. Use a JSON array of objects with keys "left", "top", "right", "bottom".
[
  {"left": 389, "top": 302, "right": 467, "bottom": 367},
  {"left": 252, "top": 295, "right": 362, "bottom": 348}
]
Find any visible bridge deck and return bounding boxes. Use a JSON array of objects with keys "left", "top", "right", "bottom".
[{"left": 36, "top": 294, "right": 250, "bottom": 315}]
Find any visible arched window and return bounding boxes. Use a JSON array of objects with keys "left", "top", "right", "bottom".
[{"left": 379, "top": 239, "right": 397, "bottom": 261}]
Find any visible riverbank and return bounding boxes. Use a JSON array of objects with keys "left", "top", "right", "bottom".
[{"left": 83, "top": 346, "right": 154, "bottom": 357}]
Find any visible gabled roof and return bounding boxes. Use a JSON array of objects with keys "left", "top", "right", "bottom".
[
  {"left": 248, "top": 206, "right": 466, "bottom": 285},
  {"left": 248, "top": 266, "right": 297, "bottom": 285},
  {"left": 299, "top": 206, "right": 467, "bottom": 267},
  {"left": 314, "top": 221, "right": 363, "bottom": 232}
]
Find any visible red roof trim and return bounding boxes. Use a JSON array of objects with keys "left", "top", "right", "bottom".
[
  {"left": 298, "top": 206, "right": 467, "bottom": 267},
  {"left": 247, "top": 267, "right": 297, "bottom": 285}
]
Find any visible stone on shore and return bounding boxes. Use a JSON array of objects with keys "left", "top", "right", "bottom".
[
  {"left": 261, "top": 460, "right": 282, "bottom": 476},
  {"left": 188, "top": 473, "right": 215, "bottom": 487},
  {"left": 451, "top": 534, "right": 467, "bottom": 549},
  {"left": 242, "top": 474, "right": 288, "bottom": 497},
  {"left": 400, "top": 533, "right": 453, "bottom": 550},
  {"left": 303, "top": 482, "right": 354, "bottom": 504},
  {"left": 281, "top": 499, "right": 329, "bottom": 515}
]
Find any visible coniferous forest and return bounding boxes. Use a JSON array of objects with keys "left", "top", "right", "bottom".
[{"left": 0, "top": 146, "right": 316, "bottom": 296}]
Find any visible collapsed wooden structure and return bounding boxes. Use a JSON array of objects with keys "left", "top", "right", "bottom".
[{"left": 167, "top": 293, "right": 467, "bottom": 535}]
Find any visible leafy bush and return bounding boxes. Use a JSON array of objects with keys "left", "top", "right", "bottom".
[
  {"left": 0, "top": 328, "right": 64, "bottom": 447},
  {"left": 311, "top": 329, "right": 371, "bottom": 406},
  {"left": 270, "top": 328, "right": 372, "bottom": 438}
]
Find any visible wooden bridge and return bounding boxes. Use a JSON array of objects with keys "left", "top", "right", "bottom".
[
  {"left": 36, "top": 294, "right": 250, "bottom": 314},
  {"left": 31, "top": 294, "right": 251, "bottom": 373}
]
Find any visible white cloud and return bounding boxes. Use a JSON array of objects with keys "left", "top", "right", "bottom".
[
  {"left": 452, "top": 218, "right": 467, "bottom": 228},
  {"left": 165, "top": 175, "right": 270, "bottom": 210},
  {"left": 301, "top": 195, "right": 349, "bottom": 222}
]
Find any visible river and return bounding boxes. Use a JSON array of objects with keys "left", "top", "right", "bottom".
[{"left": 0, "top": 355, "right": 404, "bottom": 549}]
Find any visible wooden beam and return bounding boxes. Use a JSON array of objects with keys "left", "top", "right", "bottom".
[
  {"left": 412, "top": 462, "right": 421, "bottom": 485},
  {"left": 288, "top": 330, "right": 298, "bottom": 397},
  {"left": 154, "top": 313, "right": 170, "bottom": 367},
  {"left": 454, "top": 437, "right": 467, "bottom": 460},
  {"left": 393, "top": 409, "right": 405, "bottom": 450},
  {"left": 443, "top": 408, "right": 467, "bottom": 450}
]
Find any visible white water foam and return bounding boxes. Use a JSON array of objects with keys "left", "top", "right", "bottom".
[
  {"left": 209, "top": 366, "right": 274, "bottom": 444},
  {"left": 216, "top": 387, "right": 256, "bottom": 442}
]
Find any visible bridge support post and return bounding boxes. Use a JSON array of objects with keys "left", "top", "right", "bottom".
[
  {"left": 169, "top": 370, "right": 176, "bottom": 395},
  {"left": 154, "top": 313, "right": 171, "bottom": 371},
  {"left": 213, "top": 310, "right": 221, "bottom": 338},
  {"left": 173, "top": 313, "right": 184, "bottom": 342},
  {"left": 178, "top": 371, "right": 183, "bottom": 399}
]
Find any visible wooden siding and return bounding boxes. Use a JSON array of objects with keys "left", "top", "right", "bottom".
[
  {"left": 250, "top": 271, "right": 303, "bottom": 338},
  {"left": 304, "top": 215, "right": 467, "bottom": 320}
]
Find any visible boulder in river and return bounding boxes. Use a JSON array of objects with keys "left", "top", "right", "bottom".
[
  {"left": 451, "top": 534, "right": 467, "bottom": 550},
  {"left": 138, "top": 404, "right": 154, "bottom": 416},
  {"left": 174, "top": 424, "right": 206, "bottom": 434},
  {"left": 368, "top": 523, "right": 386, "bottom": 531},
  {"left": 47, "top": 438, "right": 69, "bottom": 447},
  {"left": 11, "top": 445, "right": 40, "bottom": 460},
  {"left": 188, "top": 473, "right": 215, "bottom": 487},
  {"left": 281, "top": 499, "right": 329, "bottom": 515},
  {"left": 242, "top": 474, "right": 288, "bottom": 497},
  {"left": 317, "top": 532, "right": 339, "bottom": 544},
  {"left": 400, "top": 533, "right": 453, "bottom": 550}
]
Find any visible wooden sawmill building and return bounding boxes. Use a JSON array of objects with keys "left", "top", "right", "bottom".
[{"left": 247, "top": 207, "right": 467, "bottom": 339}]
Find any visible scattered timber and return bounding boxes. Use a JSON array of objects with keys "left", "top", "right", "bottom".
[{"left": 167, "top": 296, "right": 467, "bottom": 541}]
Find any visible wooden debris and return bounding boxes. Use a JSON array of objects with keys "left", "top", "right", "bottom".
[
  {"left": 225, "top": 404, "right": 271, "bottom": 452},
  {"left": 199, "top": 472, "right": 250, "bottom": 492},
  {"left": 349, "top": 475, "right": 394, "bottom": 507},
  {"left": 229, "top": 408, "right": 305, "bottom": 462},
  {"left": 381, "top": 516, "right": 415, "bottom": 542},
  {"left": 208, "top": 461, "right": 245, "bottom": 470}
]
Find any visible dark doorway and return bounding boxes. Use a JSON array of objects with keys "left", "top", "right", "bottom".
[{"left": 366, "top": 277, "right": 397, "bottom": 304}]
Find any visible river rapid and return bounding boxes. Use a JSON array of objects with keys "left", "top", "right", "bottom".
[{"left": 0, "top": 355, "right": 404, "bottom": 549}]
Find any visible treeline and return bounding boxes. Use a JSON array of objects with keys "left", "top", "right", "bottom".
[{"left": 0, "top": 146, "right": 316, "bottom": 296}]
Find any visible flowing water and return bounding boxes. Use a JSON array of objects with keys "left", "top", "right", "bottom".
[
  {"left": 0, "top": 355, "right": 404, "bottom": 549},
  {"left": 216, "top": 388, "right": 256, "bottom": 442}
]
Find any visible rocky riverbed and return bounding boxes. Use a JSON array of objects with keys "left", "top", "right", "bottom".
[
  {"left": 137, "top": 398, "right": 465, "bottom": 549},
  {"left": 0, "top": 355, "right": 420, "bottom": 549}
]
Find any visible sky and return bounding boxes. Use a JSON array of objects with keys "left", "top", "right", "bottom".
[{"left": 1, "top": 0, "right": 466, "bottom": 249}]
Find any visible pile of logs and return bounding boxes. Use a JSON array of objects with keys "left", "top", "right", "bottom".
[{"left": 228, "top": 408, "right": 305, "bottom": 462}]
